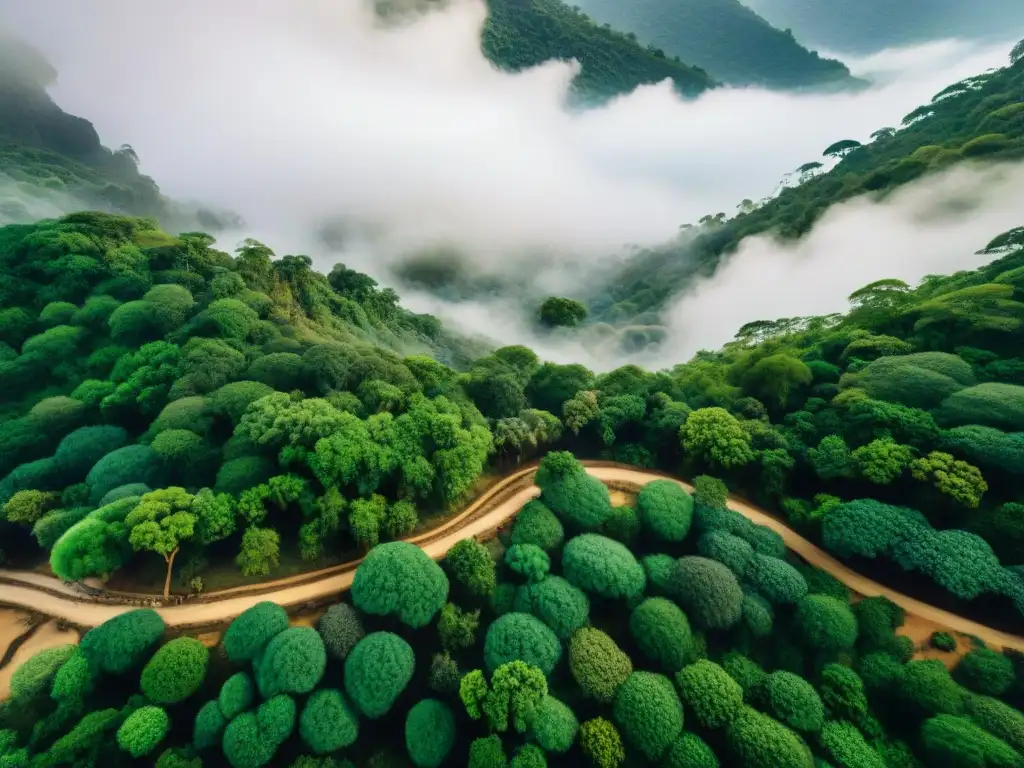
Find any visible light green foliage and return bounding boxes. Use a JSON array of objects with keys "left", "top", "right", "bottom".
[
  {"left": 692, "top": 475, "right": 729, "bottom": 509},
  {"left": 238, "top": 393, "right": 346, "bottom": 450},
  {"left": 568, "top": 627, "right": 632, "bottom": 704},
  {"left": 463, "top": 661, "right": 548, "bottom": 734},
  {"left": 255, "top": 626, "right": 327, "bottom": 698},
  {"left": 3, "top": 490, "right": 60, "bottom": 525},
  {"left": 236, "top": 525, "right": 280, "bottom": 576},
  {"left": 219, "top": 672, "right": 255, "bottom": 720},
  {"left": 514, "top": 575, "right": 590, "bottom": 640},
  {"left": 9, "top": 644, "right": 76, "bottom": 700},
  {"left": 725, "top": 706, "right": 813, "bottom": 768},
  {"left": 469, "top": 735, "right": 507, "bottom": 768},
  {"left": 353, "top": 541, "right": 449, "bottom": 627},
  {"left": 613, "top": 671, "right": 683, "bottom": 761},
  {"left": 530, "top": 696, "right": 578, "bottom": 753},
  {"left": 511, "top": 744, "right": 547, "bottom": 768},
  {"left": 900, "top": 660, "right": 966, "bottom": 716},
  {"left": 764, "top": 671, "right": 825, "bottom": 732},
  {"left": 117, "top": 706, "right": 170, "bottom": 757},
  {"left": 680, "top": 408, "right": 756, "bottom": 468},
  {"left": 818, "top": 721, "right": 885, "bottom": 768},
  {"left": 223, "top": 601, "right": 289, "bottom": 662},
  {"left": 438, "top": 602, "right": 480, "bottom": 652},
  {"left": 664, "top": 732, "right": 720, "bottom": 768},
  {"left": 300, "top": 689, "right": 359, "bottom": 754},
  {"left": 405, "top": 699, "right": 456, "bottom": 768},
  {"left": 510, "top": 500, "right": 564, "bottom": 551},
  {"left": 629, "top": 597, "right": 693, "bottom": 673},
  {"left": 698, "top": 530, "right": 755, "bottom": 576},
  {"left": 965, "top": 695, "right": 1024, "bottom": 753},
  {"left": 80, "top": 608, "right": 165, "bottom": 674},
  {"left": 141, "top": 637, "right": 208, "bottom": 704},
  {"left": 794, "top": 595, "right": 858, "bottom": 652},
  {"left": 675, "top": 660, "right": 744, "bottom": 729},
  {"left": 910, "top": 451, "right": 987, "bottom": 507},
  {"left": 51, "top": 648, "right": 93, "bottom": 702},
  {"left": 317, "top": 603, "right": 365, "bottom": 661},
  {"left": 636, "top": 480, "right": 693, "bottom": 542},
  {"left": 852, "top": 438, "right": 914, "bottom": 484},
  {"left": 345, "top": 632, "right": 415, "bottom": 718},
  {"left": 819, "top": 664, "right": 868, "bottom": 722},
  {"left": 579, "top": 717, "right": 625, "bottom": 768},
  {"left": 921, "top": 714, "right": 1022, "bottom": 768},
  {"left": 484, "top": 611, "right": 562, "bottom": 675},
  {"left": 670, "top": 556, "right": 744, "bottom": 630},
  {"left": 562, "top": 533, "right": 645, "bottom": 600},
  {"left": 506, "top": 543, "right": 550, "bottom": 582},
  {"left": 124, "top": 487, "right": 197, "bottom": 594},
  {"left": 953, "top": 648, "right": 1015, "bottom": 696}
]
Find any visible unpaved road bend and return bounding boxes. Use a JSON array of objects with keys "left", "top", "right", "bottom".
[{"left": 1, "top": 465, "right": 1022, "bottom": 651}]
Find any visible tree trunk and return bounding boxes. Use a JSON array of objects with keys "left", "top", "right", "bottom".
[{"left": 163, "top": 548, "right": 178, "bottom": 600}]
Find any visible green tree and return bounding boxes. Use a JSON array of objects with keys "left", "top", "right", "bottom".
[
  {"left": 562, "top": 534, "right": 645, "bottom": 601},
  {"left": 117, "top": 706, "right": 170, "bottom": 758},
  {"left": 579, "top": 718, "right": 624, "bottom": 768},
  {"left": 446, "top": 538, "right": 497, "bottom": 597},
  {"left": 530, "top": 696, "right": 578, "bottom": 753},
  {"left": 953, "top": 648, "right": 1015, "bottom": 696},
  {"left": 223, "top": 601, "right": 289, "bottom": 662},
  {"left": 538, "top": 296, "right": 588, "bottom": 328},
  {"left": 675, "top": 660, "right": 744, "bottom": 729},
  {"left": 353, "top": 541, "right": 449, "bottom": 627},
  {"left": 669, "top": 556, "right": 743, "bottom": 630},
  {"left": 345, "top": 632, "right": 415, "bottom": 719},
  {"left": 636, "top": 480, "right": 693, "bottom": 542},
  {"left": 484, "top": 612, "right": 562, "bottom": 675},
  {"left": 124, "top": 487, "right": 196, "bottom": 598},
  {"left": 237, "top": 526, "right": 280, "bottom": 577},
  {"left": 613, "top": 671, "right": 683, "bottom": 761},
  {"left": 680, "top": 408, "right": 755, "bottom": 468},
  {"left": 405, "top": 699, "right": 456, "bottom": 768},
  {"left": 510, "top": 500, "right": 565, "bottom": 551},
  {"left": 629, "top": 597, "right": 693, "bottom": 673},
  {"left": 506, "top": 543, "right": 550, "bottom": 583},
  {"left": 299, "top": 689, "right": 359, "bottom": 754},
  {"left": 725, "top": 706, "right": 812, "bottom": 768},
  {"left": 80, "top": 608, "right": 166, "bottom": 675},
  {"left": 141, "top": 637, "right": 209, "bottom": 704},
  {"left": 740, "top": 354, "right": 812, "bottom": 408},
  {"left": 256, "top": 627, "right": 327, "bottom": 698},
  {"left": 910, "top": 451, "right": 987, "bottom": 508},
  {"left": 438, "top": 602, "right": 480, "bottom": 652},
  {"left": 764, "top": 671, "right": 824, "bottom": 733}
]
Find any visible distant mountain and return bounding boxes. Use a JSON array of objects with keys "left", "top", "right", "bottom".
[
  {"left": 571, "top": 0, "right": 858, "bottom": 90},
  {"left": 745, "top": 0, "right": 1024, "bottom": 55}
]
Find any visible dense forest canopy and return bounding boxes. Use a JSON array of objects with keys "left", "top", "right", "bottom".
[{"left": 571, "top": 0, "right": 858, "bottom": 90}]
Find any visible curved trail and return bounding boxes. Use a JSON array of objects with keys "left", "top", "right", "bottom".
[{"left": 1, "top": 465, "right": 1022, "bottom": 650}]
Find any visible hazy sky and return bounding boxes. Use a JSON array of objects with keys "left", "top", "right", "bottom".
[{"left": 1, "top": 0, "right": 1020, "bottom": 368}]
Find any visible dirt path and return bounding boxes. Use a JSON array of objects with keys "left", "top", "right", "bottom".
[{"left": 1, "top": 465, "right": 1022, "bottom": 651}]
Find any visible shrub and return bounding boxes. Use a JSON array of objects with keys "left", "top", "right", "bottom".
[
  {"left": 353, "top": 542, "right": 449, "bottom": 627},
  {"left": 317, "top": 603, "right": 365, "bottom": 661},
  {"left": 629, "top": 598, "right": 693, "bottom": 673},
  {"left": 214, "top": 672, "right": 254, "bottom": 721},
  {"left": 921, "top": 714, "right": 1021, "bottom": 768},
  {"left": 698, "top": 530, "right": 754, "bottom": 576},
  {"left": 744, "top": 554, "right": 808, "bottom": 606},
  {"left": 98, "top": 482, "right": 151, "bottom": 506},
  {"left": 117, "top": 705, "right": 170, "bottom": 758},
  {"left": 843, "top": 355, "right": 965, "bottom": 409},
  {"left": 222, "top": 712, "right": 275, "bottom": 768},
  {"left": 579, "top": 717, "right": 625, "bottom": 768},
  {"left": 542, "top": 471, "right": 612, "bottom": 531},
  {"left": 764, "top": 671, "right": 824, "bottom": 732},
  {"left": 822, "top": 499, "right": 930, "bottom": 559},
  {"left": 52, "top": 425, "right": 129, "bottom": 482},
  {"left": 636, "top": 480, "right": 693, "bottom": 542},
  {"left": 602, "top": 504, "right": 641, "bottom": 544},
  {"left": 193, "top": 700, "right": 227, "bottom": 751},
  {"left": 9, "top": 644, "right": 76, "bottom": 700},
  {"left": 669, "top": 557, "right": 743, "bottom": 630},
  {"left": 255, "top": 627, "right": 327, "bottom": 698},
  {"left": 223, "top": 601, "right": 289, "bottom": 662},
  {"left": 404, "top": 699, "right": 455, "bottom": 768},
  {"left": 612, "top": 671, "right": 683, "bottom": 761},
  {"left": 32, "top": 507, "right": 90, "bottom": 550},
  {"left": 510, "top": 500, "right": 564, "bottom": 551},
  {"left": 725, "top": 706, "right": 812, "bottom": 768},
  {"left": 530, "top": 696, "right": 578, "bottom": 753},
  {"left": 345, "top": 632, "right": 415, "bottom": 718},
  {"left": 819, "top": 664, "right": 867, "bottom": 722},
  {"left": 511, "top": 744, "right": 547, "bottom": 768},
  {"left": 930, "top": 631, "right": 957, "bottom": 652},
  {"left": 300, "top": 689, "right": 359, "bottom": 754},
  {"left": 568, "top": 627, "right": 632, "bottom": 704},
  {"left": 935, "top": 382, "right": 1024, "bottom": 432},
  {"left": 80, "top": 608, "right": 165, "bottom": 675},
  {"left": 900, "top": 660, "right": 966, "bottom": 716},
  {"left": 965, "top": 695, "right": 1024, "bottom": 753},
  {"left": 141, "top": 637, "right": 209, "bottom": 704},
  {"left": 562, "top": 534, "right": 645, "bottom": 601},
  {"left": 506, "top": 544, "right": 551, "bottom": 583},
  {"left": 514, "top": 576, "right": 590, "bottom": 640},
  {"left": 675, "top": 660, "right": 744, "bottom": 729},
  {"left": 794, "top": 595, "right": 858, "bottom": 653},
  {"left": 207, "top": 381, "right": 275, "bottom": 424},
  {"left": 86, "top": 444, "right": 164, "bottom": 505},
  {"left": 445, "top": 537, "right": 497, "bottom": 597},
  {"left": 953, "top": 648, "right": 1015, "bottom": 696},
  {"left": 664, "top": 732, "right": 720, "bottom": 768},
  {"left": 741, "top": 593, "right": 774, "bottom": 637},
  {"left": 484, "top": 612, "right": 562, "bottom": 675},
  {"left": 51, "top": 649, "right": 93, "bottom": 701},
  {"left": 818, "top": 721, "right": 884, "bottom": 768},
  {"left": 468, "top": 735, "right": 507, "bottom": 768},
  {"left": 492, "top": 582, "right": 517, "bottom": 616},
  {"left": 722, "top": 652, "right": 768, "bottom": 701},
  {"left": 642, "top": 553, "right": 676, "bottom": 595}
]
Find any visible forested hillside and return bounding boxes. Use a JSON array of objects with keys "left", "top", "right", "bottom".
[
  {"left": 572, "top": 0, "right": 856, "bottom": 90},
  {"left": 592, "top": 46, "right": 1024, "bottom": 324},
  {"left": 746, "top": 0, "right": 1024, "bottom": 54}
]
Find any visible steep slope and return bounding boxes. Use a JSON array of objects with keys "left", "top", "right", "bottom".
[
  {"left": 482, "top": 0, "right": 716, "bottom": 102},
  {"left": 746, "top": 0, "right": 1024, "bottom": 55},
  {"left": 572, "top": 0, "right": 856, "bottom": 90}
]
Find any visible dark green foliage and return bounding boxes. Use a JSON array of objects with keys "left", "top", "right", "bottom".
[
  {"left": 438, "top": 602, "right": 479, "bottom": 652},
  {"left": 428, "top": 652, "right": 461, "bottom": 696},
  {"left": 568, "top": 627, "right": 632, "bottom": 703},
  {"left": 215, "top": 456, "right": 275, "bottom": 495},
  {"left": 953, "top": 648, "right": 1015, "bottom": 696},
  {"left": 965, "top": 695, "right": 1024, "bottom": 753},
  {"left": 935, "top": 383, "right": 1024, "bottom": 432},
  {"left": 193, "top": 701, "right": 227, "bottom": 751},
  {"left": 745, "top": 554, "right": 809, "bottom": 605},
  {"left": 612, "top": 671, "right": 684, "bottom": 761},
  {"left": 675, "top": 659, "right": 744, "bottom": 729},
  {"left": 512, "top": 744, "right": 547, "bottom": 768},
  {"left": 223, "top": 601, "right": 289, "bottom": 662},
  {"left": 542, "top": 471, "right": 612, "bottom": 531},
  {"left": 117, "top": 706, "right": 169, "bottom": 757},
  {"left": 9, "top": 644, "right": 76, "bottom": 700},
  {"left": 900, "top": 660, "right": 966, "bottom": 716},
  {"left": 601, "top": 504, "right": 641, "bottom": 544},
  {"left": 636, "top": 480, "right": 693, "bottom": 542},
  {"left": 629, "top": 597, "right": 693, "bottom": 673},
  {"left": 85, "top": 444, "right": 164, "bottom": 504},
  {"left": 819, "top": 664, "right": 868, "bottom": 723},
  {"left": 469, "top": 735, "right": 507, "bottom": 768},
  {"left": 345, "top": 632, "right": 415, "bottom": 719},
  {"left": 140, "top": 637, "right": 209, "bottom": 704},
  {"left": 255, "top": 627, "right": 327, "bottom": 698},
  {"left": 723, "top": 652, "right": 768, "bottom": 702},
  {"left": 510, "top": 500, "right": 564, "bottom": 551},
  {"left": 794, "top": 595, "right": 858, "bottom": 652},
  {"left": 530, "top": 696, "right": 578, "bottom": 753},
  {"left": 698, "top": 530, "right": 754, "bottom": 576},
  {"left": 353, "top": 541, "right": 449, "bottom": 627},
  {"left": 317, "top": 603, "right": 365, "bottom": 661},
  {"left": 51, "top": 648, "right": 93, "bottom": 701},
  {"left": 405, "top": 699, "right": 455, "bottom": 768},
  {"left": 664, "top": 732, "right": 720, "bottom": 768},
  {"left": 506, "top": 543, "right": 551, "bottom": 582},
  {"left": 818, "top": 721, "right": 884, "bottom": 768},
  {"left": 931, "top": 632, "right": 957, "bottom": 652},
  {"left": 492, "top": 582, "right": 517, "bottom": 616},
  {"left": 669, "top": 556, "right": 743, "bottom": 630},
  {"left": 484, "top": 612, "right": 562, "bottom": 675},
  {"left": 300, "top": 689, "right": 359, "bottom": 754},
  {"left": 642, "top": 553, "right": 676, "bottom": 595},
  {"left": 725, "top": 706, "right": 812, "bottom": 768},
  {"left": 79, "top": 608, "right": 165, "bottom": 675},
  {"left": 514, "top": 575, "right": 590, "bottom": 640},
  {"left": 764, "top": 671, "right": 824, "bottom": 732},
  {"left": 920, "top": 714, "right": 1022, "bottom": 768},
  {"left": 538, "top": 296, "right": 587, "bottom": 328},
  {"left": 741, "top": 593, "right": 774, "bottom": 637},
  {"left": 52, "top": 425, "right": 129, "bottom": 482},
  {"left": 222, "top": 712, "right": 275, "bottom": 768},
  {"left": 562, "top": 533, "right": 645, "bottom": 600},
  {"left": 219, "top": 672, "right": 255, "bottom": 720}
]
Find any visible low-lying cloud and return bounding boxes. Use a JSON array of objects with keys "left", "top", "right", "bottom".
[{"left": 0, "top": 0, "right": 1020, "bottom": 367}]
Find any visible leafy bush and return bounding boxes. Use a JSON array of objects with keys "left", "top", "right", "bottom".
[
  {"left": 794, "top": 595, "right": 858, "bottom": 652},
  {"left": 353, "top": 541, "right": 449, "bottom": 627},
  {"left": 117, "top": 706, "right": 170, "bottom": 757},
  {"left": 698, "top": 530, "right": 754, "bottom": 576},
  {"left": 741, "top": 593, "right": 774, "bottom": 637},
  {"left": 193, "top": 701, "right": 227, "bottom": 751},
  {"left": 818, "top": 721, "right": 884, "bottom": 768},
  {"left": 530, "top": 696, "right": 578, "bottom": 753},
  {"left": 669, "top": 556, "right": 744, "bottom": 630},
  {"left": 921, "top": 714, "right": 1021, "bottom": 768},
  {"left": 612, "top": 671, "right": 684, "bottom": 761},
  {"left": 764, "top": 671, "right": 824, "bottom": 733},
  {"left": 254, "top": 627, "right": 327, "bottom": 698},
  {"left": 664, "top": 732, "right": 720, "bottom": 768},
  {"left": 80, "top": 608, "right": 165, "bottom": 674},
  {"left": 930, "top": 631, "right": 957, "bottom": 652},
  {"left": 744, "top": 554, "right": 808, "bottom": 606},
  {"left": 300, "top": 689, "right": 359, "bottom": 754},
  {"left": 218, "top": 673, "right": 256, "bottom": 720},
  {"left": 629, "top": 597, "right": 693, "bottom": 673},
  {"left": 965, "top": 695, "right": 1024, "bottom": 753},
  {"left": 819, "top": 664, "right": 868, "bottom": 723},
  {"left": 562, "top": 534, "right": 645, "bottom": 600},
  {"left": 506, "top": 543, "right": 551, "bottom": 582},
  {"left": 317, "top": 603, "right": 365, "bottom": 661},
  {"left": 484, "top": 612, "right": 562, "bottom": 675},
  {"left": 900, "top": 660, "right": 966, "bottom": 716},
  {"left": 51, "top": 648, "right": 94, "bottom": 701},
  {"left": 511, "top": 744, "right": 547, "bottom": 768},
  {"left": 636, "top": 480, "right": 693, "bottom": 542},
  {"left": 568, "top": 627, "right": 632, "bottom": 704},
  {"left": 514, "top": 575, "right": 590, "bottom": 640},
  {"left": 579, "top": 717, "right": 625, "bottom": 768},
  {"left": 953, "top": 648, "right": 1015, "bottom": 696},
  {"left": 141, "top": 637, "right": 209, "bottom": 704},
  {"left": 223, "top": 601, "right": 289, "bottom": 662},
  {"left": 510, "top": 500, "right": 564, "bottom": 551},
  {"left": 725, "top": 706, "right": 812, "bottom": 768},
  {"left": 675, "top": 660, "right": 744, "bottom": 729},
  {"left": 469, "top": 735, "right": 507, "bottom": 768},
  {"left": 345, "top": 632, "right": 415, "bottom": 718},
  {"left": 935, "top": 382, "right": 1024, "bottom": 432},
  {"left": 9, "top": 644, "right": 76, "bottom": 700},
  {"left": 85, "top": 444, "right": 164, "bottom": 505},
  {"left": 405, "top": 699, "right": 455, "bottom": 768}
]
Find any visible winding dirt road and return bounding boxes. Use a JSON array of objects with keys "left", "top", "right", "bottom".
[{"left": 1, "top": 465, "right": 1022, "bottom": 651}]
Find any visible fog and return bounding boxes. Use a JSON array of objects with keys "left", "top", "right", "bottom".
[{"left": 1, "top": 0, "right": 1021, "bottom": 368}]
